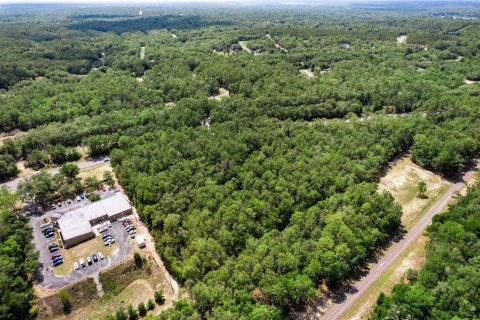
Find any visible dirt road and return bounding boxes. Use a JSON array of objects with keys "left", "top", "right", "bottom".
[{"left": 320, "top": 160, "right": 479, "bottom": 320}]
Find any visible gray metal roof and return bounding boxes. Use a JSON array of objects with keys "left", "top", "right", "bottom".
[
  {"left": 58, "top": 212, "right": 93, "bottom": 241},
  {"left": 58, "top": 192, "right": 132, "bottom": 240}
]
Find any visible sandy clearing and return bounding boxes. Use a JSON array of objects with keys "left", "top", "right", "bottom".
[
  {"left": 209, "top": 87, "right": 230, "bottom": 101},
  {"left": 171, "top": 32, "right": 178, "bottom": 39},
  {"left": 238, "top": 41, "right": 252, "bottom": 54},
  {"left": 464, "top": 78, "right": 479, "bottom": 84},
  {"left": 0, "top": 129, "right": 27, "bottom": 146},
  {"left": 378, "top": 155, "right": 451, "bottom": 229},
  {"left": 396, "top": 35, "right": 407, "bottom": 45},
  {"left": 299, "top": 69, "right": 315, "bottom": 79},
  {"left": 139, "top": 46, "right": 145, "bottom": 60},
  {"left": 136, "top": 77, "right": 144, "bottom": 83}
]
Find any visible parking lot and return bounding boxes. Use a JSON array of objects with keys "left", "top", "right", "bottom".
[{"left": 29, "top": 196, "right": 134, "bottom": 289}]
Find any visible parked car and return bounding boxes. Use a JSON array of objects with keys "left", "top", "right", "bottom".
[
  {"left": 51, "top": 253, "right": 62, "bottom": 259},
  {"left": 86, "top": 256, "right": 92, "bottom": 265},
  {"left": 57, "top": 202, "right": 62, "bottom": 207},
  {"left": 79, "top": 258, "right": 86, "bottom": 267},
  {"left": 102, "top": 233, "right": 110, "bottom": 239},
  {"left": 80, "top": 194, "right": 85, "bottom": 200},
  {"left": 66, "top": 199, "right": 72, "bottom": 204},
  {"left": 92, "top": 254, "right": 98, "bottom": 262},
  {"left": 76, "top": 195, "right": 81, "bottom": 202},
  {"left": 73, "top": 262, "right": 79, "bottom": 270},
  {"left": 53, "top": 260, "right": 63, "bottom": 267},
  {"left": 45, "top": 232, "right": 54, "bottom": 238},
  {"left": 49, "top": 247, "right": 59, "bottom": 253},
  {"left": 99, "top": 226, "right": 108, "bottom": 233},
  {"left": 98, "top": 252, "right": 104, "bottom": 260},
  {"left": 51, "top": 204, "right": 57, "bottom": 210},
  {"left": 128, "top": 230, "right": 136, "bottom": 235},
  {"left": 126, "top": 226, "right": 135, "bottom": 232},
  {"left": 103, "top": 157, "right": 109, "bottom": 162},
  {"left": 106, "top": 221, "right": 112, "bottom": 228}
]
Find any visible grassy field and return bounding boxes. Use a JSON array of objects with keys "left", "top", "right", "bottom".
[{"left": 53, "top": 236, "right": 118, "bottom": 276}]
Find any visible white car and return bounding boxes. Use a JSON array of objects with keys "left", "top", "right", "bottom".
[
  {"left": 73, "top": 262, "right": 79, "bottom": 270},
  {"left": 79, "top": 258, "right": 86, "bottom": 267},
  {"left": 98, "top": 252, "right": 104, "bottom": 260},
  {"left": 106, "top": 221, "right": 112, "bottom": 228},
  {"left": 129, "top": 230, "right": 136, "bottom": 235}
]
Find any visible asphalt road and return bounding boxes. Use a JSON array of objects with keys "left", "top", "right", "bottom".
[
  {"left": 0, "top": 158, "right": 108, "bottom": 192},
  {"left": 321, "top": 160, "right": 479, "bottom": 320}
]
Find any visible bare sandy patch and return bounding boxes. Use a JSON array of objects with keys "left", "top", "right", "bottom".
[
  {"left": 209, "top": 88, "right": 230, "bottom": 101},
  {"left": 464, "top": 78, "right": 479, "bottom": 85},
  {"left": 0, "top": 129, "right": 27, "bottom": 146},
  {"left": 378, "top": 155, "right": 451, "bottom": 229},
  {"left": 396, "top": 35, "right": 407, "bottom": 45},
  {"left": 238, "top": 41, "right": 252, "bottom": 54},
  {"left": 299, "top": 69, "right": 315, "bottom": 79}
]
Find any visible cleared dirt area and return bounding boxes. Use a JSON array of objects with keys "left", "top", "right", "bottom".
[
  {"left": 210, "top": 87, "right": 230, "bottom": 101},
  {"left": 464, "top": 78, "right": 479, "bottom": 85},
  {"left": 299, "top": 69, "right": 315, "bottom": 79},
  {"left": 378, "top": 155, "right": 451, "bottom": 229},
  {"left": 55, "top": 256, "right": 174, "bottom": 320},
  {"left": 0, "top": 129, "right": 27, "bottom": 146},
  {"left": 396, "top": 35, "right": 407, "bottom": 45},
  {"left": 140, "top": 46, "right": 145, "bottom": 60}
]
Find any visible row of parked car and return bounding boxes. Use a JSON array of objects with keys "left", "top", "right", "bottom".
[
  {"left": 51, "top": 194, "right": 89, "bottom": 210},
  {"left": 121, "top": 217, "right": 136, "bottom": 236},
  {"left": 41, "top": 222, "right": 55, "bottom": 238},
  {"left": 48, "top": 243, "right": 63, "bottom": 266},
  {"left": 102, "top": 233, "right": 116, "bottom": 246},
  {"left": 73, "top": 252, "right": 104, "bottom": 270}
]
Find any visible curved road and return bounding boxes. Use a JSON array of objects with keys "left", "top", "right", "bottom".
[{"left": 321, "top": 160, "right": 479, "bottom": 320}]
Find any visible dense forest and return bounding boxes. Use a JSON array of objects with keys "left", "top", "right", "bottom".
[
  {"left": 0, "top": 3, "right": 479, "bottom": 319},
  {"left": 372, "top": 184, "right": 480, "bottom": 320},
  {"left": 0, "top": 188, "right": 39, "bottom": 319}
]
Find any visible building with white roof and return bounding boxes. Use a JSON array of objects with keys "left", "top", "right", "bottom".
[{"left": 58, "top": 192, "right": 132, "bottom": 248}]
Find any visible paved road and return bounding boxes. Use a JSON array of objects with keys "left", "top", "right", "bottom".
[
  {"left": 321, "top": 160, "right": 479, "bottom": 320},
  {"left": 0, "top": 158, "right": 108, "bottom": 192}
]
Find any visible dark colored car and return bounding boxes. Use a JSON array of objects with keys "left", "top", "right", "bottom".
[
  {"left": 92, "top": 254, "right": 98, "bottom": 262},
  {"left": 53, "top": 260, "right": 63, "bottom": 267},
  {"left": 49, "top": 247, "right": 59, "bottom": 253},
  {"left": 80, "top": 194, "right": 85, "bottom": 199}
]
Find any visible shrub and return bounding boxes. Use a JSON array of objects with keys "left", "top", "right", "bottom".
[
  {"left": 137, "top": 302, "right": 147, "bottom": 316},
  {"left": 89, "top": 193, "right": 101, "bottom": 202},
  {"left": 58, "top": 290, "right": 71, "bottom": 314},
  {"left": 127, "top": 304, "right": 137, "bottom": 320},
  {"left": 115, "top": 308, "right": 127, "bottom": 320},
  {"left": 154, "top": 290, "right": 165, "bottom": 305},
  {"left": 147, "top": 299, "right": 155, "bottom": 310}
]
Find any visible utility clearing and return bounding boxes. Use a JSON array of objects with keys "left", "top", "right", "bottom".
[
  {"left": 139, "top": 46, "right": 145, "bottom": 60},
  {"left": 238, "top": 41, "right": 252, "bottom": 54},
  {"left": 266, "top": 34, "right": 288, "bottom": 52}
]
